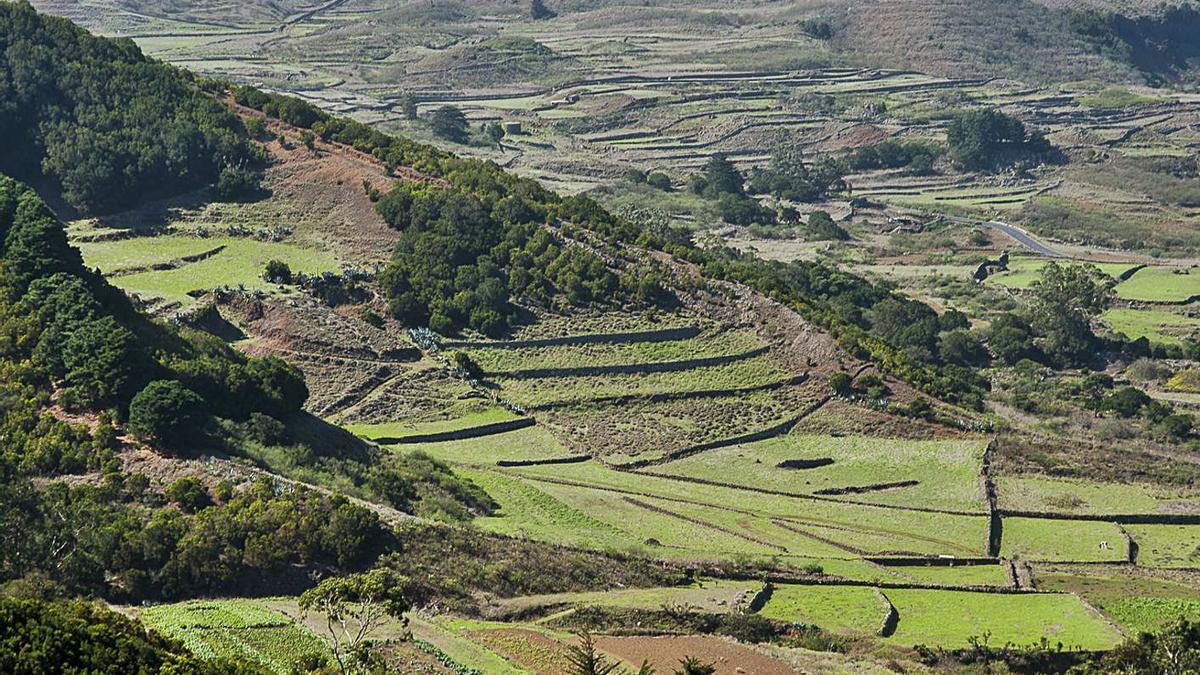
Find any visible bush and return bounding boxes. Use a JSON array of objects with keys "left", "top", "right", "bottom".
[
  {"left": 647, "top": 172, "right": 673, "bottom": 191},
  {"left": 263, "top": 260, "right": 293, "bottom": 284},
  {"left": 214, "top": 165, "right": 262, "bottom": 201},
  {"left": 164, "top": 477, "right": 211, "bottom": 512},
  {"left": 127, "top": 380, "right": 207, "bottom": 452}
]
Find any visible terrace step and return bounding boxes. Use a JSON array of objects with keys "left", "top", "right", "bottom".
[
  {"left": 441, "top": 325, "right": 701, "bottom": 350},
  {"left": 488, "top": 346, "right": 769, "bottom": 379}
]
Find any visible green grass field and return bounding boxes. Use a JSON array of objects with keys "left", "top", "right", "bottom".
[
  {"left": 465, "top": 329, "right": 762, "bottom": 373},
  {"left": 892, "top": 563, "right": 1012, "bottom": 587},
  {"left": 1102, "top": 307, "right": 1200, "bottom": 345},
  {"left": 759, "top": 585, "right": 888, "bottom": 635},
  {"left": 988, "top": 257, "right": 1138, "bottom": 290},
  {"left": 83, "top": 236, "right": 340, "bottom": 307},
  {"left": 500, "top": 580, "right": 757, "bottom": 616},
  {"left": 1126, "top": 524, "right": 1200, "bottom": 568},
  {"left": 1001, "top": 517, "right": 1128, "bottom": 563},
  {"left": 388, "top": 425, "right": 574, "bottom": 465},
  {"left": 657, "top": 433, "right": 989, "bottom": 513},
  {"left": 76, "top": 236, "right": 234, "bottom": 272},
  {"left": 1116, "top": 266, "right": 1200, "bottom": 303},
  {"left": 138, "top": 600, "right": 328, "bottom": 674},
  {"left": 997, "top": 475, "right": 1200, "bottom": 515},
  {"left": 883, "top": 589, "right": 1122, "bottom": 650},
  {"left": 467, "top": 460, "right": 991, "bottom": 559}
]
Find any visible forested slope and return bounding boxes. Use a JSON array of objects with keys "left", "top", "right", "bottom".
[{"left": 0, "top": 1, "right": 259, "bottom": 211}]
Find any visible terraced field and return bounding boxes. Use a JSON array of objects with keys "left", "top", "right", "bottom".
[
  {"left": 137, "top": 600, "right": 328, "bottom": 674},
  {"left": 71, "top": 233, "right": 341, "bottom": 310},
  {"left": 655, "top": 433, "right": 989, "bottom": 512},
  {"left": 881, "top": 589, "right": 1121, "bottom": 649}
]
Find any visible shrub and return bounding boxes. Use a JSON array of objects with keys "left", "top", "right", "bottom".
[
  {"left": 1167, "top": 369, "right": 1200, "bottom": 393},
  {"left": 263, "top": 259, "right": 293, "bottom": 284},
  {"left": 214, "top": 165, "right": 262, "bottom": 201},
  {"left": 647, "top": 172, "right": 673, "bottom": 191},
  {"left": 164, "top": 477, "right": 211, "bottom": 512}
]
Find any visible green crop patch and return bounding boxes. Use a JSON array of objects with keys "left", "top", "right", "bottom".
[
  {"left": 1107, "top": 597, "right": 1200, "bottom": 635},
  {"left": 76, "top": 236, "right": 237, "bottom": 273},
  {"left": 1001, "top": 518, "right": 1128, "bottom": 563},
  {"left": 500, "top": 580, "right": 757, "bottom": 616},
  {"left": 759, "top": 585, "right": 888, "bottom": 635},
  {"left": 394, "top": 425, "right": 573, "bottom": 466},
  {"left": 656, "top": 433, "right": 989, "bottom": 512},
  {"left": 1125, "top": 524, "right": 1200, "bottom": 568},
  {"left": 883, "top": 589, "right": 1122, "bottom": 650},
  {"left": 138, "top": 600, "right": 328, "bottom": 674},
  {"left": 462, "top": 469, "right": 641, "bottom": 553}
]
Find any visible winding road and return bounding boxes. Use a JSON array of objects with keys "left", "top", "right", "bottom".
[{"left": 938, "top": 214, "right": 1066, "bottom": 258}]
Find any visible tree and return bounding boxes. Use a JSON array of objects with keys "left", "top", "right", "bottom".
[
  {"left": 300, "top": 130, "right": 318, "bottom": 154},
  {"left": 430, "top": 106, "right": 469, "bottom": 143},
  {"left": 214, "top": 165, "right": 262, "bottom": 201},
  {"left": 565, "top": 632, "right": 622, "bottom": 675},
  {"left": 1103, "top": 386, "right": 1152, "bottom": 418},
  {"left": 988, "top": 313, "right": 1038, "bottom": 365},
  {"left": 829, "top": 371, "right": 854, "bottom": 396},
  {"left": 127, "top": 380, "right": 207, "bottom": 452},
  {"left": 299, "top": 569, "right": 410, "bottom": 675},
  {"left": 647, "top": 172, "right": 673, "bottom": 191},
  {"left": 749, "top": 142, "right": 846, "bottom": 202},
  {"left": 806, "top": 211, "right": 849, "bottom": 241},
  {"left": 1028, "top": 262, "right": 1113, "bottom": 366},
  {"left": 531, "top": 0, "right": 557, "bottom": 20},
  {"left": 940, "top": 330, "right": 988, "bottom": 367},
  {"left": 486, "top": 121, "right": 506, "bottom": 149},
  {"left": 399, "top": 92, "right": 419, "bottom": 120},
  {"left": 692, "top": 154, "right": 745, "bottom": 198}
]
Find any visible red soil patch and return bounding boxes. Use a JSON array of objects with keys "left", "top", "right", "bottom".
[
  {"left": 466, "top": 628, "right": 572, "bottom": 675},
  {"left": 594, "top": 635, "right": 796, "bottom": 675}
]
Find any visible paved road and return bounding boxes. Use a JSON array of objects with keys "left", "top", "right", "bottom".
[{"left": 937, "top": 214, "right": 1066, "bottom": 258}]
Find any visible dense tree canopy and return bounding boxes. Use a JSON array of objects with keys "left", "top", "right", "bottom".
[
  {"left": 946, "top": 109, "right": 1052, "bottom": 170},
  {"left": 0, "top": 2, "right": 260, "bottom": 212}
]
